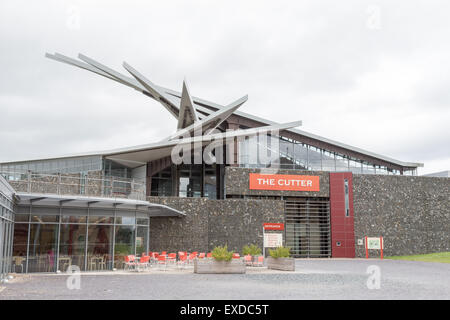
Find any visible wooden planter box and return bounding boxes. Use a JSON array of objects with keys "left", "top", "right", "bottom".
[
  {"left": 266, "top": 257, "right": 295, "bottom": 271},
  {"left": 194, "top": 258, "right": 246, "bottom": 274}
]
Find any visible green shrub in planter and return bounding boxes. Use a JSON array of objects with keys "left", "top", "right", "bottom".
[
  {"left": 268, "top": 246, "right": 291, "bottom": 258},
  {"left": 211, "top": 245, "right": 233, "bottom": 262},
  {"left": 242, "top": 244, "right": 262, "bottom": 256}
]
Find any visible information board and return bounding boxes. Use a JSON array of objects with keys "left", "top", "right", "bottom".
[{"left": 264, "top": 233, "right": 283, "bottom": 248}]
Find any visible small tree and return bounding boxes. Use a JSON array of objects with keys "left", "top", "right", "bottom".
[
  {"left": 243, "top": 244, "right": 262, "bottom": 256},
  {"left": 268, "top": 246, "right": 291, "bottom": 258},
  {"left": 211, "top": 245, "right": 233, "bottom": 262}
]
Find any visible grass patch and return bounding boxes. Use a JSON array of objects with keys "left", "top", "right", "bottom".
[{"left": 386, "top": 252, "right": 450, "bottom": 263}]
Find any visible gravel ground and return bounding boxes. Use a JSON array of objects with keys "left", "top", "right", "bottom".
[{"left": 0, "top": 259, "right": 449, "bottom": 300}]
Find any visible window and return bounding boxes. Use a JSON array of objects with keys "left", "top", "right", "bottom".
[{"left": 344, "top": 179, "right": 350, "bottom": 217}]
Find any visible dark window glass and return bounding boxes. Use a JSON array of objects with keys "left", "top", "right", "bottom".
[
  {"left": 61, "top": 215, "right": 87, "bottom": 223},
  {"left": 204, "top": 165, "right": 217, "bottom": 199},
  {"left": 31, "top": 215, "right": 59, "bottom": 223},
  {"left": 178, "top": 164, "right": 202, "bottom": 198},
  {"left": 30, "top": 207, "right": 59, "bottom": 223},
  {"left": 136, "top": 214, "right": 149, "bottom": 225},
  {"left": 61, "top": 208, "right": 87, "bottom": 223},
  {"left": 28, "top": 224, "right": 58, "bottom": 272},
  {"left": 87, "top": 225, "right": 113, "bottom": 270},
  {"left": 115, "top": 211, "right": 136, "bottom": 225},
  {"left": 344, "top": 179, "right": 350, "bottom": 217},
  {"left": 13, "top": 224, "right": 28, "bottom": 259},
  {"left": 114, "top": 225, "right": 135, "bottom": 269},
  {"left": 59, "top": 224, "right": 86, "bottom": 271},
  {"left": 14, "top": 214, "right": 29, "bottom": 222},
  {"left": 150, "top": 166, "right": 173, "bottom": 196},
  {"left": 88, "top": 209, "right": 114, "bottom": 224},
  {"left": 136, "top": 226, "right": 148, "bottom": 256}
]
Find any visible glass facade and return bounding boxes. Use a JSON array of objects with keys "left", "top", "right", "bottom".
[
  {"left": 238, "top": 135, "right": 417, "bottom": 175},
  {"left": 0, "top": 156, "right": 103, "bottom": 176},
  {"left": 12, "top": 205, "right": 149, "bottom": 273},
  {"left": 150, "top": 164, "right": 221, "bottom": 199},
  {"left": 0, "top": 178, "right": 15, "bottom": 282}
]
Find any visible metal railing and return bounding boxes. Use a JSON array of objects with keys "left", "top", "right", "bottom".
[{"left": 0, "top": 171, "right": 146, "bottom": 201}]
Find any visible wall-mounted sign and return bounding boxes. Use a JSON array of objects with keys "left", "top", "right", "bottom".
[
  {"left": 264, "top": 233, "right": 283, "bottom": 248},
  {"left": 249, "top": 173, "right": 320, "bottom": 191},
  {"left": 263, "top": 223, "right": 285, "bottom": 231}
]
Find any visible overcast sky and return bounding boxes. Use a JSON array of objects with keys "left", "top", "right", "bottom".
[{"left": 0, "top": 0, "right": 449, "bottom": 174}]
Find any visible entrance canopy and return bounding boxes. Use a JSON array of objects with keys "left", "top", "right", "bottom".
[{"left": 15, "top": 192, "right": 184, "bottom": 217}]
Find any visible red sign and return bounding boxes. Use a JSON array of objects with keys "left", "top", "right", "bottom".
[
  {"left": 263, "top": 223, "right": 285, "bottom": 231},
  {"left": 249, "top": 173, "right": 320, "bottom": 191}
]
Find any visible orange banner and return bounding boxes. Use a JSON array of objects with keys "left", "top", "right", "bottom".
[{"left": 249, "top": 173, "right": 320, "bottom": 191}]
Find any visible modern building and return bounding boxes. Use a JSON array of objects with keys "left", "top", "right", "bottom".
[
  {"left": 0, "top": 52, "right": 448, "bottom": 275},
  {"left": 0, "top": 175, "right": 15, "bottom": 281}
]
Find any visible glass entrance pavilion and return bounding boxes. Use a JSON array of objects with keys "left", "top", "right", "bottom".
[{"left": 11, "top": 193, "right": 183, "bottom": 273}]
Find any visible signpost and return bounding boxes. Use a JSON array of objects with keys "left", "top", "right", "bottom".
[
  {"left": 365, "top": 236, "right": 384, "bottom": 259},
  {"left": 263, "top": 223, "right": 284, "bottom": 258}
]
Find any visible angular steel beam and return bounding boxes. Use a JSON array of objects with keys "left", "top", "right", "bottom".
[
  {"left": 122, "top": 61, "right": 180, "bottom": 118},
  {"left": 167, "top": 95, "right": 248, "bottom": 141},
  {"left": 178, "top": 79, "right": 198, "bottom": 129}
]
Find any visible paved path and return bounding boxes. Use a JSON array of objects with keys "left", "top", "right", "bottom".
[{"left": 1, "top": 259, "right": 449, "bottom": 300}]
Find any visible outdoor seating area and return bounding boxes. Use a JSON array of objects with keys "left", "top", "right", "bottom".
[
  {"left": 11, "top": 251, "right": 266, "bottom": 274},
  {"left": 121, "top": 251, "right": 266, "bottom": 272}
]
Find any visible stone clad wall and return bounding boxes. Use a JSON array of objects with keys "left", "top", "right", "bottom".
[
  {"left": 353, "top": 175, "right": 450, "bottom": 257},
  {"left": 225, "top": 167, "right": 329, "bottom": 197},
  {"left": 149, "top": 169, "right": 449, "bottom": 258},
  {"left": 148, "top": 196, "right": 284, "bottom": 254}
]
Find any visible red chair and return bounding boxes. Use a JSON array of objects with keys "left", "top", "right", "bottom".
[
  {"left": 150, "top": 252, "right": 159, "bottom": 265},
  {"left": 232, "top": 253, "right": 240, "bottom": 259},
  {"left": 157, "top": 255, "right": 167, "bottom": 270},
  {"left": 124, "top": 255, "right": 136, "bottom": 270},
  {"left": 167, "top": 253, "right": 177, "bottom": 265},
  {"left": 198, "top": 253, "right": 206, "bottom": 259},
  {"left": 253, "top": 256, "right": 264, "bottom": 267},
  {"left": 206, "top": 252, "right": 212, "bottom": 258},
  {"left": 138, "top": 255, "right": 150, "bottom": 271},
  {"left": 161, "top": 251, "right": 167, "bottom": 256},
  {"left": 188, "top": 253, "right": 196, "bottom": 264},
  {"left": 244, "top": 255, "right": 252, "bottom": 266},
  {"left": 177, "top": 254, "right": 187, "bottom": 269}
]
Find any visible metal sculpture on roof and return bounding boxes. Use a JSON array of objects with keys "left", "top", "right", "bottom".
[{"left": 45, "top": 52, "right": 297, "bottom": 139}]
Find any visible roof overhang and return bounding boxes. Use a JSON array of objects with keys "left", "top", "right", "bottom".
[
  {"left": 15, "top": 192, "right": 185, "bottom": 217},
  {"left": 103, "top": 121, "right": 302, "bottom": 167}
]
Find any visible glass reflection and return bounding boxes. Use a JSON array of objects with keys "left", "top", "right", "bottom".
[
  {"left": 59, "top": 224, "right": 86, "bottom": 271},
  {"left": 114, "top": 225, "right": 135, "bottom": 269},
  {"left": 12, "top": 206, "right": 150, "bottom": 273},
  {"left": 87, "top": 225, "right": 113, "bottom": 270},
  {"left": 28, "top": 224, "right": 58, "bottom": 272},
  {"left": 136, "top": 226, "right": 148, "bottom": 256}
]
